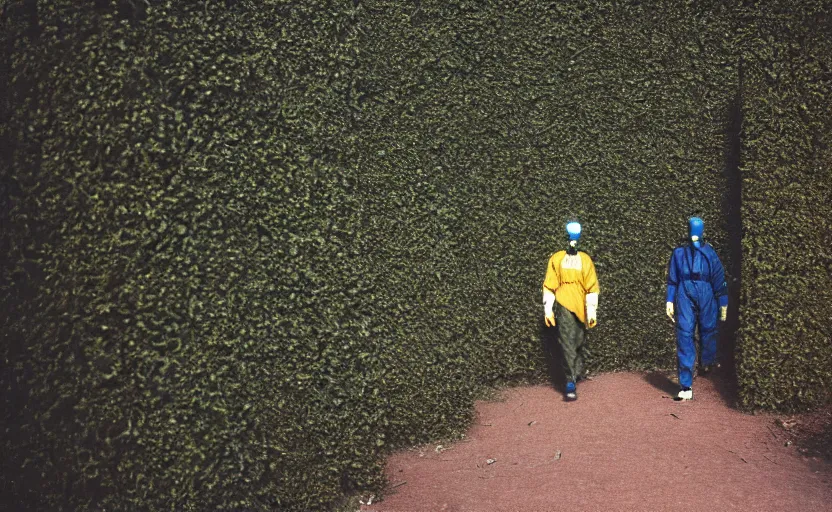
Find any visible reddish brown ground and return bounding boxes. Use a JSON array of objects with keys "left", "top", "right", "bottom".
[{"left": 360, "top": 371, "right": 832, "bottom": 512}]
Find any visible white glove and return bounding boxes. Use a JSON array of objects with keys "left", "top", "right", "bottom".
[
  {"left": 543, "top": 289, "right": 555, "bottom": 327},
  {"left": 666, "top": 302, "right": 675, "bottom": 323},
  {"left": 585, "top": 292, "right": 598, "bottom": 328},
  {"left": 720, "top": 305, "right": 727, "bottom": 322}
]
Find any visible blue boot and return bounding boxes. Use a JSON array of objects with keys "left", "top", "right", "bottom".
[{"left": 565, "top": 381, "right": 577, "bottom": 401}]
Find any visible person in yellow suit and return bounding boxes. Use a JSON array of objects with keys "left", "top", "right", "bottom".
[{"left": 542, "top": 222, "right": 600, "bottom": 401}]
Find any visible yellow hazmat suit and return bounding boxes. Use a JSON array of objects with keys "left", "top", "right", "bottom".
[{"left": 542, "top": 250, "right": 599, "bottom": 326}]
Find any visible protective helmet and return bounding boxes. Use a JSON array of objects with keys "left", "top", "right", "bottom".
[
  {"left": 688, "top": 217, "right": 704, "bottom": 248},
  {"left": 566, "top": 222, "right": 582, "bottom": 242}
]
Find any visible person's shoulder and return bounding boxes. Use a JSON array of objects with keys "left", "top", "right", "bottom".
[
  {"left": 549, "top": 250, "right": 566, "bottom": 267},
  {"left": 701, "top": 241, "right": 721, "bottom": 256}
]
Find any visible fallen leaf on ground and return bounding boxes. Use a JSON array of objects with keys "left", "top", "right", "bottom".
[{"left": 778, "top": 418, "right": 798, "bottom": 429}]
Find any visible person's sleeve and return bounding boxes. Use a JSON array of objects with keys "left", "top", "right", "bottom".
[
  {"left": 542, "top": 288, "right": 555, "bottom": 315},
  {"left": 543, "top": 253, "right": 560, "bottom": 293},
  {"left": 708, "top": 248, "right": 729, "bottom": 308},
  {"left": 666, "top": 250, "right": 678, "bottom": 303},
  {"left": 582, "top": 254, "right": 600, "bottom": 294}
]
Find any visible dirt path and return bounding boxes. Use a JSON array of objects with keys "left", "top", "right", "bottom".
[{"left": 360, "top": 372, "right": 832, "bottom": 512}]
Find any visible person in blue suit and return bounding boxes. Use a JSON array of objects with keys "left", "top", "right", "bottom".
[{"left": 665, "top": 217, "right": 728, "bottom": 401}]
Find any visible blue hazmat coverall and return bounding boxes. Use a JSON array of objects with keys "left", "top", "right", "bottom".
[{"left": 666, "top": 243, "right": 728, "bottom": 389}]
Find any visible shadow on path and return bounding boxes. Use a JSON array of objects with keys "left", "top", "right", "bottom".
[
  {"left": 643, "top": 370, "right": 678, "bottom": 396},
  {"left": 643, "top": 367, "right": 739, "bottom": 407}
]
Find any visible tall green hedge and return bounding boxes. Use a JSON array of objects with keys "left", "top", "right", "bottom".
[
  {"left": 2, "top": 2, "right": 391, "bottom": 510},
  {"left": 351, "top": 0, "right": 737, "bottom": 382},
  {"left": 1, "top": 0, "right": 826, "bottom": 510},
  {"left": 733, "top": 0, "right": 832, "bottom": 411}
]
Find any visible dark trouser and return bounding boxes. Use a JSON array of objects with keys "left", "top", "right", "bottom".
[{"left": 556, "top": 302, "right": 588, "bottom": 383}]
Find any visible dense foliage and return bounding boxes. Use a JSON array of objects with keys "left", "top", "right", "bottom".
[
  {"left": 1, "top": 0, "right": 827, "bottom": 510},
  {"left": 732, "top": 0, "right": 832, "bottom": 411}
]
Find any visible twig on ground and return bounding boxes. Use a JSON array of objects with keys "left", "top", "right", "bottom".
[{"left": 390, "top": 481, "right": 407, "bottom": 489}]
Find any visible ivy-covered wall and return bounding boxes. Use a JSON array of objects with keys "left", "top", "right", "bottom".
[{"left": 1, "top": 0, "right": 827, "bottom": 510}]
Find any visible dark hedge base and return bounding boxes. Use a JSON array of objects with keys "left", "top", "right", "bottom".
[{"left": 1, "top": 0, "right": 829, "bottom": 510}]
